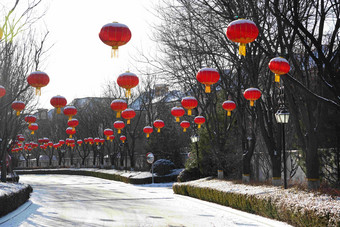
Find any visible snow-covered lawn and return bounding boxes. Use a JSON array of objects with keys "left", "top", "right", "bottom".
[{"left": 0, "top": 183, "right": 28, "bottom": 197}]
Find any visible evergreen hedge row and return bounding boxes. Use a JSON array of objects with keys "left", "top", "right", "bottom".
[
  {"left": 0, "top": 184, "right": 32, "bottom": 218},
  {"left": 173, "top": 182, "right": 339, "bottom": 227}
]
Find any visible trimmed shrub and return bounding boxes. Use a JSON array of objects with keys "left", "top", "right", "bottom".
[
  {"left": 177, "top": 168, "right": 200, "bottom": 182},
  {"left": 152, "top": 159, "right": 175, "bottom": 175}
]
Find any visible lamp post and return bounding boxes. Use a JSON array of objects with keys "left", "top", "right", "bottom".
[
  {"left": 190, "top": 134, "right": 200, "bottom": 177},
  {"left": 275, "top": 105, "right": 290, "bottom": 189}
]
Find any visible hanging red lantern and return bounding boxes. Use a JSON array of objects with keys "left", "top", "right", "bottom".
[
  {"left": 153, "top": 120, "right": 165, "bottom": 133},
  {"left": 17, "top": 135, "right": 25, "bottom": 142},
  {"left": 94, "top": 137, "right": 100, "bottom": 145},
  {"left": 59, "top": 140, "right": 65, "bottom": 145},
  {"left": 180, "top": 121, "right": 190, "bottom": 132},
  {"left": 50, "top": 95, "right": 67, "bottom": 114},
  {"left": 84, "top": 138, "right": 89, "bottom": 144},
  {"left": 77, "top": 139, "right": 83, "bottom": 146},
  {"left": 268, "top": 57, "right": 290, "bottom": 83},
  {"left": 42, "top": 137, "right": 50, "bottom": 144},
  {"left": 27, "top": 71, "right": 50, "bottom": 96},
  {"left": 31, "top": 142, "right": 38, "bottom": 149},
  {"left": 87, "top": 137, "right": 94, "bottom": 145},
  {"left": 171, "top": 107, "right": 185, "bottom": 122},
  {"left": 48, "top": 142, "right": 53, "bottom": 147},
  {"left": 24, "top": 115, "right": 36, "bottom": 126},
  {"left": 143, "top": 126, "right": 153, "bottom": 138},
  {"left": 66, "top": 127, "right": 76, "bottom": 138},
  {"left": 114, "top": 120, "right": 125, "bottom": 134},
  {"left": 63, "top": 106, "right": 77, "bottom": 120},
  {"left": 117, "top": 71, "right": 139, "bottom": 98},
  {"left": 109, "top": 135, "right": 115, "bottom": 142},
  {"left": 28, "top": 123, "right": 38, "bottom": 134},
  {"left": 11, "top": 101, "right": 25, "bottom": 116},
  {"left": 120, "top": 135, "right": 126, "bottom": 143},
  {"left": 100, "top": 138, "right": 105, "bottom": 144},
  {"left": 0, "top": 85, "right": 6, "bottom": 98},
  {"left": 244, "top": 88, "right": 261, "bottom": 107},
  {"left": 194, "top": 116, "right": 206, "bottom": 129},
  {"left": 222, "top": 100, "right": 236, "bottom": 116},
  {"left": 226, "top": 19, "right": 259, "bottom": 56},
  {"left": 110, "top": 99, "right": 127, "bottom": 118},
  {"left": 181, "top": 97, "right": 198, "bottom": 116},
  {"left": 53, "top": 143, "right": 59, "bottom": 149},
  {"left": 196, "top": 67, "right": 220, "bottom": 93},
  {"left": 67, "top": 118, "right": 79, "bottom": 131},
  {"left": 121, "top": 108, "right": 136, "bottom": 124},
  {"left": 104, "top": 128, "right": 114, "bottom": 140},
  {"left": 38, "top": 138, "right": 44, "bottom": 144},
  {"left": 99, "top": 22, "right": 132, "bottom": 58}
]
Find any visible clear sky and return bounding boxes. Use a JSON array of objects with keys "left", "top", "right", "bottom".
[{"left": 4, "top": 0, "right": 159, "bottom": 109}]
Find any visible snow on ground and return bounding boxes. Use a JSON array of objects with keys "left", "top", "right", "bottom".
[{"left": 0, "top": 182, "right": 28, "bottom": 197}]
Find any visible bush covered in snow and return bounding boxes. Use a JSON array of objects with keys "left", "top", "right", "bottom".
[
  {"left": 151, "top": 159, "right": 175, "bottom": 175},
  {"left": 177, "top": 168, "right": 200, "bottom": 182},
  {"left": 173, "top": 178, "right": 340, "bottom": 227}
]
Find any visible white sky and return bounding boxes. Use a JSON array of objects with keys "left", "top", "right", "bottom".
[{"left": 2, "top": 0, "right": 159, "bottom": 109}]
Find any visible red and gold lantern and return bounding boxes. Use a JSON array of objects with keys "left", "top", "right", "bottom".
[
  {"left": 67, "top": 118, "right": 79, "bottom": 131},
  {"left": 24, "top": 115, "right": 36, "bottom": 126},
  {"left": 11, "top": 101, "right": 25, "bottom": 116},
  {"left": 117, "top": 71, "right": 139, "bottom": 98},
  {"left": 66, "top": 127, "right": 76, "bottom": 138},
  {"left": 76, "top": 139, "right": 82, "bottom": 146},
  {"left": 226, "top": 19, "right": 259, "bottom": 56},
  {"left": 59, "top": 140, "right": 65, "bottom": 146},
  {"left": 181, "top": 97, "right": 198, "bottom": 116},
  {"left": 50, "top": 95, "right": 67, "bottom": 114},
  {"left": 171, "top": 107, "right": 185, "bottom": 122},
  {"left": 153, "top": 120, "right": 165, "bottom": 133},
  {"left": 0, "top": 85, "right": 6, "bottom": 98},
  {"left": 48, "top": 142, "right": 53, "bottom": 147},
  {"left": 114, "top": 120, "right": 125, "bottom": 134},
  {"left": 110, "top": 99, "right": 127, "bottom": 118},
  {"left": 94, "top": 137, "right": 100, "bottom": 145},
  {"left": 27, "top": 71, "right": 49, "bottom": 95},
  {"left": 196, "top": 67, "right": 220, "bottom": 93},
  {"left": 143, "top": 126, "right": 153, "bottom": 138},
  {"left": 104, "top": 128, "right": 114, "bottom": 140},
  {"left": 109, "top": 135, "right": 115, "bottom": 142},
  {"left": 28, "top": 123, "right": 38, "bottom": 134},
  {"left": 120, "top": 135, "right": 126, "bottom": 143},
  {"left": 99, "top": 22, "right": 132, "bottom": 58},
  {"left": 100, "top": 138, "right": 105, "bottom": 144},
  {"left": 222, "top": 100, "right": 236, "bottom": 116},
  {"left": 268, "top": 57, "right": 290, "bottom": 83},
  {"left": 87, "top": 137, "right": 94, "bottom": 145},
  {"left": 194, "top": 116, "right": 206, "bottom": 129},
  {"left": 243, "top": 88, "right": 261, "bottom": 107},
  {"left": 180, "top": 121, "right": 190, "bottom": 132},
  {"left": 121, "top": 108, "right": 136, "bottom": 125},
  {"left": 63, "top": 106, "right": 77, "bottom": 120}
]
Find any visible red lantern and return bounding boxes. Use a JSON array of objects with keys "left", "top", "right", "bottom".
[
  {"left": 38, "top": 138, "right": 44, "bottom": 144},
  {"left": 24, "top": 115, "right": 36, "bottom": 126},
  {"left": 196, "top": 67, "right": 220, "bottom": 93},
  {"left": 87, "top": 137, "right": 94, "bottom": 145},
  {"left": 0, "top": 85, "right": 6, "bottom": 98},
  {"left": 17, "top": 135, "right": 25, "bottom": 142},
  {"left": 77, "top": 139, "right": 83, "bottom": 146},
  {"left": 63, "top": 106, "right": 77, "bottom": 120},
  {"left": 181, "top": 97, "right": 198, "bottom": 116},
  {"left": 171, "top": 107, "right": 185, "bottom": 122},
  {"left": 268, "top": 57, "right": 290, "bottom": 83},
  {"left": 31, "top": 142, "right": 38, "bottom": 149},
  {"left": 226, "top": 19, "right": 259, "bottom": 56},
  {"left": 99, "top": 22, "right": 132, "bottom": 58},
  {"left": 84, "top": 138, "right": 89, "bottom": 144},
  {"left": 244, "top": 88, "right": 261, "bottom": 107},
  {"left": 109, "top": 135, "right": 115, "bottom": 142},
  {"left": 66, "top": 127, "right": 76, "bottom": 138},
  {"left": 28, "top": 123, "right": 38, "bottom": 134},
  {"left": 104, "top": 128, "right": 114, "bottom": 140},
  {"left": 42, "top": 137, "right": 50, "bottom": 144},
  {"left": 117, "top": 72, "right": 139, "bottom": 98},
  {"left": 143, "top": 126, "right": 153, "bottom": 138},
  {"left": 27, "top": 71, "right": 50, "bottom": 96},
  {"left": 50, "top": 95, "right": 67, "bottom": 114},
  {"left": 222, "top": 100, "right": 236, "bottom": 116},
  {"left": 94, "top": 137, "right": 100, "bottom": 145},
  {"left": 59, "top": 140, "right": 65, "bottom": 145},
  {"left": 48, "top": 142, "right": 53, "bottom": 147},
  {"left": 114, "top": 120, "right": 125, "bottom": 134},
  {"left": 153, "top": 120, "right": 165, "bottom": 133},
  {"left": 11, "top": 101, "right": 25, "bottom": 116},
  {"left": 67, "top": 118, "right": 79, "bottom": 131},
  {"left": 121, "top": 108, "right": 136, "bottom": 125},
  {"left": 180, "top": 121, "right": 190, "bottom": 132},
  {"left": 194, "top": 116, "right": 206, "bottom": 129},
  {"left": 110, "top": 99, "right": 127, "bottom": 118},
  {"left": 120, "top": 135, "right": 126, "bottom": 143}
]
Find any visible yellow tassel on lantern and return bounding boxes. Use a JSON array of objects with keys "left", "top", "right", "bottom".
[
  {"left": 68, "top": 116, "right": 72, "bottom": 121},
  {"left": 227, "top": 111, "right": 231, "bottom": 116},
  {"left": 116, "top": 112, "right": 121, "bottom": 118},
  {"left": 126, "top": 89, "right": 131, "bottom": 98},
  {"left": 106, "top": 136, "right": 109, "bottom": 140},
  {"left": 250, "top": 100, "right": 255, "bottom": 106},
  {"left": 183, "top": 128, "right": 187, "bottom": 132},
  {"left": 157, "top": 128, "right": 160, "bottom": 133},
  {"left": 118, "top": 129, "right": 121, "bottom": 134},
  {"left": 35, "top": 87, "right": 42, "bottom": 96},
  {"left": 122, "top": 140, "right": 125, "bottom": 143},
  {"left": 111, "top": 46, "right": 118, "bottom": 58},
  {"left": 205, "top": 85, "right": 211, "bottom": 93},
  {"left": 176, "top": 117, "right": 179, "bottom": 122},
  {"left": 31, "top": 131, "right": 34, "bottom": 135},
  {"left": 239, "top": 43, "right": 246, "bottom": 56},
  {"left": 127, "top": 119, "right": 131, "bottom": 125},
  {"left": 69, "top": 135, "right": 72, "bottom": 138},
  {"left": 16, "top": 111, "right": 20, "bottom": 116},
  {"left": 275, "top": 74, "right": 280, "bottom": 83},
  {"left": 147, "top": 134, "right": 150, "bottom": 138},
  {"left": 188, "top": 109, "right": 192, "bottom": 116},
  {"left": 198, "top": 124, "right": 201, "bottom": 129},
  {"left": 57, "top": 107, "right": 61, "bottom": 114},
  {"left": 79, "top": 144, "right": 81, "bottom": 147}
]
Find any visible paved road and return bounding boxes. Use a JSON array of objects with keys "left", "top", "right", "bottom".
[{"left": 1, "top": 175, "right": 291, "bottom": 227}]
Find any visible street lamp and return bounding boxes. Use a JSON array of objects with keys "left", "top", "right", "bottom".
[
  {"left": 190, "top": 134, "right": 200, "bottom": 177},
  {"left": 275, "top": 105, "right": 290, "bottom": 189}
]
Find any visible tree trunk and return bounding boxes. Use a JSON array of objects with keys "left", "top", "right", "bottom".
[
  {"left": 36, "top": 156, "right": 40, "bottom": 167},
  {"left": 242, "top": 150, "right": 252, "bottom": 183},
  {"left": 271, "top": 150, "right": 282, "bottom": 186},
  {"left": 306, "top": 132, "right": 320, "bottom": 189},
  {"left": 1, "top": 151, "right": 6, "bottom": 182}
]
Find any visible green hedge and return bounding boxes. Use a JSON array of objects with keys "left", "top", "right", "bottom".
[
  {"left": 15, "top": 169, "right": 177, "bottom": 185},
  {"left": 0, "top": 184, "right": 33, "bottom": 218},
  {"left": 173, "top": 183, "right": 338, "bottom": 227}
]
